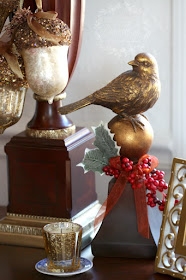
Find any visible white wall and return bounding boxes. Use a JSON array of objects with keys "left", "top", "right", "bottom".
[{"left": 0, "top": 0, "right": 180, "bottom": 205}]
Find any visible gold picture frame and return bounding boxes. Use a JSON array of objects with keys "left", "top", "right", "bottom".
[{"left": 155, "top": 157, "right": 186, "bottom": 279}]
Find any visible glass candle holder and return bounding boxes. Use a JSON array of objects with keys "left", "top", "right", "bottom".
[{"left": 43, "top": 222, "right": 82, "bottom": 273}]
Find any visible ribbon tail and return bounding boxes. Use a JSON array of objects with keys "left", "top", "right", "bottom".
[
  {"left": 134, "top": 183, "right": 149, "bottom": 239},
  {"left": 35, "top": 0, "right": 43, "bottom": 11},
  {"left": 4, "top": 52, "right": 23, "bottom": 79},
  {"left": 35, "top": 11, "right": 58, "bottom": 19},
  {"left": 94, "top": 172, "right": 128, "bottom": 234}
]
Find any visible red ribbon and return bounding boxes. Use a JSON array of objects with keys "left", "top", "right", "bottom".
[{"left": 94, "top": 154, "right": 159, "bottom": 239}]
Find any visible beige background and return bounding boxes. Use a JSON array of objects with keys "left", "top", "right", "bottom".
[{"left": 0, "top": 0, "right": 179, "bottom": 206}]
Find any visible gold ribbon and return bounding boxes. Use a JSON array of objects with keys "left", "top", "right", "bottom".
[
  {"left": 0, "top": 40, "right": 23, "bottom": 79},
  {"left": 35, "top": 0, "right": 42, "bottom": 11},
  {"left": 27, "top": 11, "right": 65, "bottom": 45}
]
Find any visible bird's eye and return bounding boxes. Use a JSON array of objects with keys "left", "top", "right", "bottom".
[{"left": 143, "top": 61, "right": 150, "bottom": 67}]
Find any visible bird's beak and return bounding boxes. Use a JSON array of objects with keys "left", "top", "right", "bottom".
[{"left": 128, "top": 60, "right": 139, "bottom": 67}]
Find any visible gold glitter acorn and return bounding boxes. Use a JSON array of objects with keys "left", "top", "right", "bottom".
[
  {"left": 0, "top": 52, "right": 28, "bottom": 134},
  {"left": 11, "top": 8, "right": 72, "bottom": 104}
]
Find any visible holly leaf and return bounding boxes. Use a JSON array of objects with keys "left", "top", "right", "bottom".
[
  {"left": 93, "top": 123, "right": 119, "bottom": 161},
  {"left": 78, "top": 148, "right": 108, "bottom": 174}
]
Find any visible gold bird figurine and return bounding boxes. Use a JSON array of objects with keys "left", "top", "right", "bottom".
[{"left": 58, "top": 53, "right": 160, "bottom": 130}]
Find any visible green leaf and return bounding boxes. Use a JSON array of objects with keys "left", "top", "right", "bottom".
[
  {"left": 93, "top": 123, "right": 118, "bottom": 161},
  {"left": 80, "top": 148, "right": 109, "bottom": 174}
]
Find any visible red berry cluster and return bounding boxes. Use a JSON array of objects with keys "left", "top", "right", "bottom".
[
  {"left": 146, "top": 192, "right": 166, "bottom": 211},
  {"left": 140, "top": 157, "right": 151, "bottom": 172},
  {"left": 145, "top": 169, "right": 168, "bottom": 211},
  {"left": 102, "top": 166, "right": 120, "bottom": 179},
  {"left": 127, "top": 157, "right": 149, "bottom": 189},
  {"left": 102, "top": 156, "right": 168, "bottom": 212},
  {"left": 121, "top": 157, "right": 133, "bottom": 172}
]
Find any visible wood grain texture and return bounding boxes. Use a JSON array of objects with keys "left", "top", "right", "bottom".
[{"left": 5, "top": 128, "right": 96, "bottom": 218}]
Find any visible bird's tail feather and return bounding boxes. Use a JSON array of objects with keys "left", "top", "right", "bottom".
[{"left": 58, "top": 95, "right": 95, "bottom": 115}]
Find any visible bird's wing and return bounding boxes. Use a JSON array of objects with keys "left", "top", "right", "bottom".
[{"left": 94, "top": 71, "right": 142, "bottom": 104}]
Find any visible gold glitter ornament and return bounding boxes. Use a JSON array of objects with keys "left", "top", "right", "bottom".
[
  {"left": 0, "top": 49, "right": 28, "bottom": 134},
  {"left": 0, "top": 54, "right": 28, "bottom": 88},
  {"left": 0, "top": 85, "right": 27, "bottom": 134},
  {"left": 0, "top": 0, "right": 24, "bottom": 33},
  {"left": 11, "top": 8, "right": 72, "bottom": 103}
]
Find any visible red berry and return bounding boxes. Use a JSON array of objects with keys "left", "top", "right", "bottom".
[
  {"left": 147, "top": 201, "right": 151, "bottom": 205},
  {"left": 163, "top": 183, "right": 168, "bottom": 190},
  {"left": 154, "top": 180, "right": 159, "bottom": 186},
  {"left": 158, "top": 174, "right": 164, "bottom": 180},
  {"left": 132, "top": 184, "right": 136, "bottom": 189},
  {"left": 148, "top": 177, "right": 154, "bottom": 183},
  {"left": 142, "top": 163, "right": 149, "bottom": 169},
  {"left": 125, "top": 162, "right": 130, "bottom": 167},
  {"left": 148, "top": 197, "right": 154, "bottom": 202},
  {"left": 130, "top": 179, "right": 135, "bottom": 184},
  {"left": 156, "top": 170, "right": 161, "bottom": 176},
  {"left": 129, "top": 161, "right": 133, "bottom": 166},
  {"left": 159, "top": 205, "right": 164, "bottom": 211},
  {"left": 114, "top": 174, "right": 119, "bottom": 179},
  {"left": 121, "top": 164, "right": 126, "bottom": 169},
  {"left": 130, "top": 173, "right": 135, "bottom": 178},
  {"left": 153, "top": 198, "right": 158, "bottom": 204},
  {"left": 146, "top": 193, "right": 151, "bottom": 197},
  {"left": 148, "top": 160, "right": 151, "bottom": 166},
  {"left": 109, "top": 168, "right": 114, "bottom": 174},
  {"left": 143, "top": 158, "right": 149, "bottom": 164},
  {"left": 127, "top": 166, "right": 133, "bottom": 171},
  {"left": 122, "top": 157, "right": 129, "bottom": 163},
  {"left": 159, "top": 180, "right": 165, "bottom": 187},
  {"left": 151, "top": 185, "right": 156, "bottom": 191},
  {"left": 103, "top": 166, "right": 108, "bottom": 172},
  {"left": 150, "top": 202, "right": 156, "bottom": 208}
]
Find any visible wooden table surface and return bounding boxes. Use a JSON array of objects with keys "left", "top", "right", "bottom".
[{"left": 0, "top": 244, "right": 175, "bottom": 280}]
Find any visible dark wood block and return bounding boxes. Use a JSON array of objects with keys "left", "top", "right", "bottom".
[
  {"left": 5, "top": 128, "right": 97, "bottom": 218},
  {"left": 91, "top": 180, "right": 156, "bottom": 258}
]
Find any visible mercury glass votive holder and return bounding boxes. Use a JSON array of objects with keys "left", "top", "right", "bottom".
[{"left": 43, "top": 222, "right": 82, "bottom": 273}]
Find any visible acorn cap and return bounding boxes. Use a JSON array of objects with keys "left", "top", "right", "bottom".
[
  {"left": 11, "top": 9, "right": 72, "bottom": 52},
  {"left": 0, "top": 55, "right": 28, "bottom": 88}
]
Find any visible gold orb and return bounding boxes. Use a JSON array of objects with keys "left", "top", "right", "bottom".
[{"left": 108, "top": 114, "right": 153, "bottom": 161}]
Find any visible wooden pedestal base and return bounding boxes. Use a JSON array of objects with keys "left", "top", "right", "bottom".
[
  {"left": 1, "top": 127, "right": 100, "bottom": 248},
  {"left": 91, "top": 181, "right": 156, "bottom": 259},
  {"left": 5, "top": 127, "right": 97, "bottom": 218}
]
